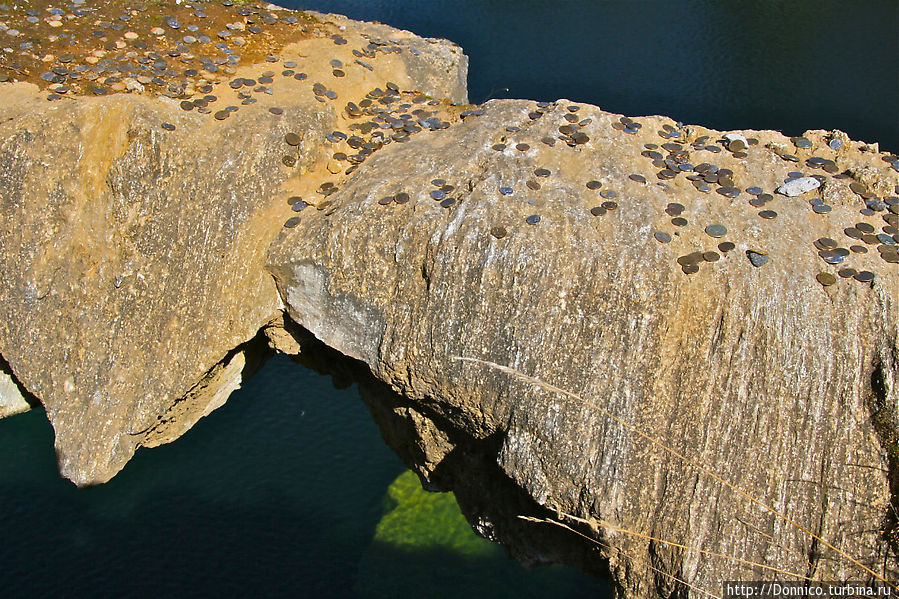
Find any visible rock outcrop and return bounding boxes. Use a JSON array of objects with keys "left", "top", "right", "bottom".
[
  {"left": 267, "top": 99, "right": 899, "bottom": 591},
  {"left": 1, "top": 1, "right": 897, "bottom": 594},
  {"left": 0, "top": 4, "right": 467, "bottom": 485}
]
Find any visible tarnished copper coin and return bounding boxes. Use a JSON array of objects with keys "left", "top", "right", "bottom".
[
  {"left": 490, "top": 226, "right": 507, "bottom": 239},
  {"left": 653, "top": 231, "right": 672, "bottom": 243},
  {"left": 590, "top": 206, "right": 607, "bottom": 216},
  {"left": 718, "top": 242, "right": 736, "bottom": 253}
]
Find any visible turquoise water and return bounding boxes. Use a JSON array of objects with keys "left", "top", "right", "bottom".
[{"left": 0, "top": 356, "right": 608, "bottom": 598}]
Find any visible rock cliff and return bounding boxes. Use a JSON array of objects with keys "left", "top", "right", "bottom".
[
  {"left": 266, "top": 98, "right": 898, "bottom": 590},
  {"left": 0, "top": 3, "right": 467, "bottom": 485},
  {"left": 1, "top": 1, "right": 897, "bottom": 594}
]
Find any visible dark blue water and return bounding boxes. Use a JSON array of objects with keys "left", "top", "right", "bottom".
[
  {"left": 294, "top": 0, "right": 899, "bottom": 153},
  {"left": 0, "top": 356, "right": 607, "bottom": 598}
]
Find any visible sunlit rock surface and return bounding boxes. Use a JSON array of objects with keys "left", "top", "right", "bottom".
[{"left": 268, "top": 99, "right": 898, "bottom": 592}]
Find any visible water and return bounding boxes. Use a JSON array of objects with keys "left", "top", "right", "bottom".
[
  {"left": 294, "top": 0, "right": 899, "bottom": 153},
  {"left": 2, "top": 2, "right": 897, "bottom": 597},
  {"left": 0, "top": 356, "right": 607, "bottom": 598}
]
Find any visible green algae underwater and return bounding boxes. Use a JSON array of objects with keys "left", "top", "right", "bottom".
[{"left": 0, "top": 355, "right": 608, "bottom": 598}]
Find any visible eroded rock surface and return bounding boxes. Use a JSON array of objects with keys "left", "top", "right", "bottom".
[
  {"left": 268, "top": 99, "right": 898, "bottom": 592},
  {"left": 0, "top": 4, "right": 467, "bottom": 485},
  {"left": 1, "top": 1, "right": 897, "bottom": 594}
]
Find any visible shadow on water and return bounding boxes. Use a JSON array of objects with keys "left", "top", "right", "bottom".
[{"left": 0, "top": 354, "right": 610, "bottom": 598}]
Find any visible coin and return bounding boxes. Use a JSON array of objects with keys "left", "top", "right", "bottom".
[
  {"left": 654, "top": 231, "right": 672, "bottom": 243},
  {"left": 490, "top": 226, "right": 507, "bottom": 239},
  {"left": 705, "top": 224, "right": 727, "bottom": 238},
  {"left": 816, "top": 273, "right": 837, "bottom": 286},
  {"left": 526, "top": 214, "right": 541, "bottom": 225},
  {"left": 590, "top": 206, "right": 607, "bottom": 217}
]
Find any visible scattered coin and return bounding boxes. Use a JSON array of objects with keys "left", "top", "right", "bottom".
[
  {"left": 654, "top": 231, "right": 672, "bottom": 243},
  {"left": 525, "top": 214, "right": 541, "bottom": 225},
  {"left": 490, "top": 226, "right": 507, "bottom": 239},
  {"left": 816, "top": 273, "right": 837, "bottom": 286},
  {"left": 590, "top": 206, "right": 607, "bottom": 217},
  {"left": 284, "top": 216, "right": 301, "bottom": 228},
  {"left": 854, "top": 271, "right": 875, "bottom": 282},
  {"left": 718, "top": 242, "right": 735, "bottom": 253},
  {"left": 705, "top": 224, "right": 727, "bottom": 238}
]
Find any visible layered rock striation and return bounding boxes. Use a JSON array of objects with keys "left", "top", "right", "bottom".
[
  {"left": 267, "top": 100, "right": 899, "bottom": 590},
  {"left": 0, "top": 1, "right": 897, "bottom": 594},
  {"left": 0, "top": 4, "right": 467, "bottom": 485}
]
